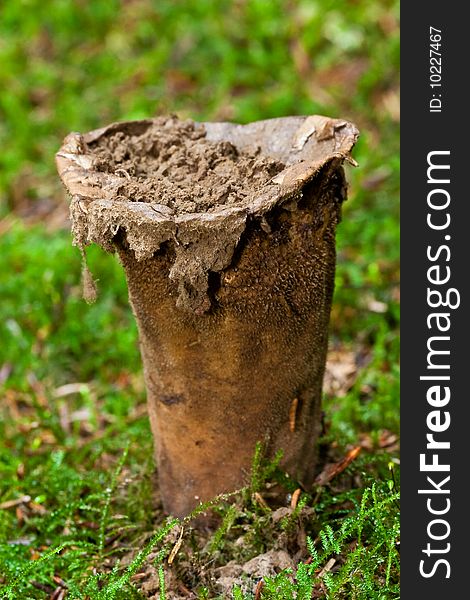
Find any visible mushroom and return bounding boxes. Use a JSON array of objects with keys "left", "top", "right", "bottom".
[{"left": 56, "top": 115, "right": 359, "bottom": 519}]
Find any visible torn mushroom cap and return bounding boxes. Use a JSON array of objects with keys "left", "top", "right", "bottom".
[{"left": 56, "top": 115, "right": 359, "bottom": 314}]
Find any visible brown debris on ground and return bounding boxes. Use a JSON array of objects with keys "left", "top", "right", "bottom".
[
  {"left": 214, "top": 550, "right": 294, "bottom": 597},
  {"left": 114, "top": 438, "right": 369, "bottom": 599}
]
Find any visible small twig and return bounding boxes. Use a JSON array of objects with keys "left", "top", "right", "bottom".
[
  {"left": 52, "top": 574, "right": 67, "bottom": 587},
  {"left": 177, "top": 581, "right": 192, "bottom": 596},
  {"left": 0, "top": 496, "right": 31, "bottom": 510},
  {"left": 318, "top": 557, "right": 336, "bottom": 578},
  {"left": 253, "top": 492, "right": 269, "bottom": 510},
  {"left": 168, "top": 526, "right": 184, "bottom": 565},
  {"left": 290, "top": 488, "right": 301, "bottom": 510},
  {"left": 30, "top": 581, "right": 53, "bottom": 594},
  {"left": 51, "top": 587, "right": 67, "bottom": 600},
  {"left": 314, "top": 446, "right": 361, "bottom": 486},
  {"left": 254, "top": 579, "right": 264, "bottom": 600},
  {"left": 289, "top": 398, "right": 298, "bottom": 433}
]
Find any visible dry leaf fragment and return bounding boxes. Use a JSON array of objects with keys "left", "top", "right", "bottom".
[
  {"left": 29, "top": 501, "right": 47, "bottom": 514},
  {"left": 53, "top": 383, "right": 89, "bottom": 397}
]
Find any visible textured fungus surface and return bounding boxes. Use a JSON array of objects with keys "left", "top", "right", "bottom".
[
  {"left": 57, "top": 115, "right": 359, "bottom": 517},
  {"left": 88, "top": 115, "right": 285, "bottom": 214},
  {"left": 57, "top": 115, "right": 358, "bottom": 314}
]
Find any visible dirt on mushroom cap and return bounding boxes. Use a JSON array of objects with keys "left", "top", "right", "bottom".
[
  {"left": 88, "top": 115, "right": 285, "bottom": 214},
  {"left": 59, "top": 114, "right": 359, "bottom": 313}
]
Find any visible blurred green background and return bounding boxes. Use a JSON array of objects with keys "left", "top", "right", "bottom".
[{"left": 0, "top": 0, "right": 399, "bottom": 597}]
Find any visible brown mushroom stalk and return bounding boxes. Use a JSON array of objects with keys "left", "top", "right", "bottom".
[{"left": 56, "top": 115, "right": 359, "bottom": 518}]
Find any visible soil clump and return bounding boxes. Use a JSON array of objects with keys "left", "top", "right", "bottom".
[{"left": 88, "top": 116, "right": 285, "bottom": 214}]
